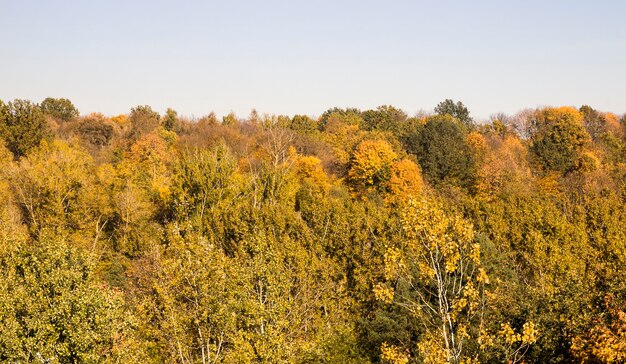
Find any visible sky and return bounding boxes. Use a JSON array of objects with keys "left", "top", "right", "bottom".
[{"left": 1, "top": 0, "right": 625, "bottom": 121}]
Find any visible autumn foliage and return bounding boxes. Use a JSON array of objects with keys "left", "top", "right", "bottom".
[{"left": 0, "top": 98, "right": 624, "bottom": 363}]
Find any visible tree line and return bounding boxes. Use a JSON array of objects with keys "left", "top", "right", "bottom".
[{"left": 0, "top": 97, "right": 624, "bottom": 363}]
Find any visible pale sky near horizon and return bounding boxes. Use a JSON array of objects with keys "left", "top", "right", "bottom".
[{"left": 1, "top": 0, "right": 625, "bottom": 121}]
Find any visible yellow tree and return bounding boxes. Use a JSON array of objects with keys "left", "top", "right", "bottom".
[
  {"left": 348, "top": 139, "right": 398, "bottom": 196},
  {"left": 320, "top": 114, "right": 364, "bottom": 168},
  {"left": 387, "top": 158, "right": 423, "bottom": 202},
  {"left": 375, "top": 198, "right": 537, "bottom": 363},
  {"left": 5, "top": 140, "right": 106, "bottom": 244},
  {"left": 128, "top": 127, "right": 177, "bottom": 200},
  {"left": 108, "top": 128, "right": 176, "bottom": 256},
  {"left": 476, "top": 135, "right": 533, "bottom": 200},
  {"left": 294, "top": 154, "right": 330, "bottom": 196}
]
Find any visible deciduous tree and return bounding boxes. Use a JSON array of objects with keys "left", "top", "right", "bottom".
[
  {"left": 361, "top": 105, "right": 408, "bottom": 134},
  {"left": 409, "top": 115, "right": 476, "bottom": 189},
  {"left": 348, "top": 139, "right": 398, "bottom": 196},
  {"left": 0, "top": 99, "right": 48, "bottom": 158},
  {"left": 530, "top": 107, "right": 590, "bottom": 174},
  {"left": 128, "top": 105, "right": 160, "bottom": 140},
  {"left": 435, "top": 99, "right": 473, "bottom": 127},
  {"left": 40, "top": 97, "right": 79, "bottom": 122},
  {"left": 375, "top": 198, "right": 537, "bottom": 363}
]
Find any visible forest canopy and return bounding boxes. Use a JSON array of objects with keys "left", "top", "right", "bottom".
[{"left": 0, "top": 98, "right": 625, "bottom": 363}]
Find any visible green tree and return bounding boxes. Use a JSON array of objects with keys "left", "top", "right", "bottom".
[
  {"left": 40, "top": 97, "right": 79, "bottom": 122},
  {"left": 529, "top": 107, "right": 590, "bottom": 174},
  {"left": 435, "top": 99, "right": 473, "bottom": 127},
  {"left": 0, "top": 235, "right": 134, "bottom": 362},
  {"left": 408, "top": 115, "right": 476, "bottom": 189},
  {"left": 161, "top": 108, "right": 180, "bottom": 132},
  {"left": 290, "top": 114, "right": 318, "bottom": 133},
  {"left": 0, "top": 99, "right": 48, "bottom": 158},
  {"left": 361, "top": 105, "right": 408, "bottom": 134},
  {"left": 319, "top": 107, "right": 362, "bottom": 131},
  {"left": 169, "top": 144, "right": 241, "bottom": 225}
]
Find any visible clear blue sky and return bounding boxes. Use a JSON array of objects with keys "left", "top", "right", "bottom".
[{"left": 1, "top": 0, "right": 625, "bottom": 120}]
